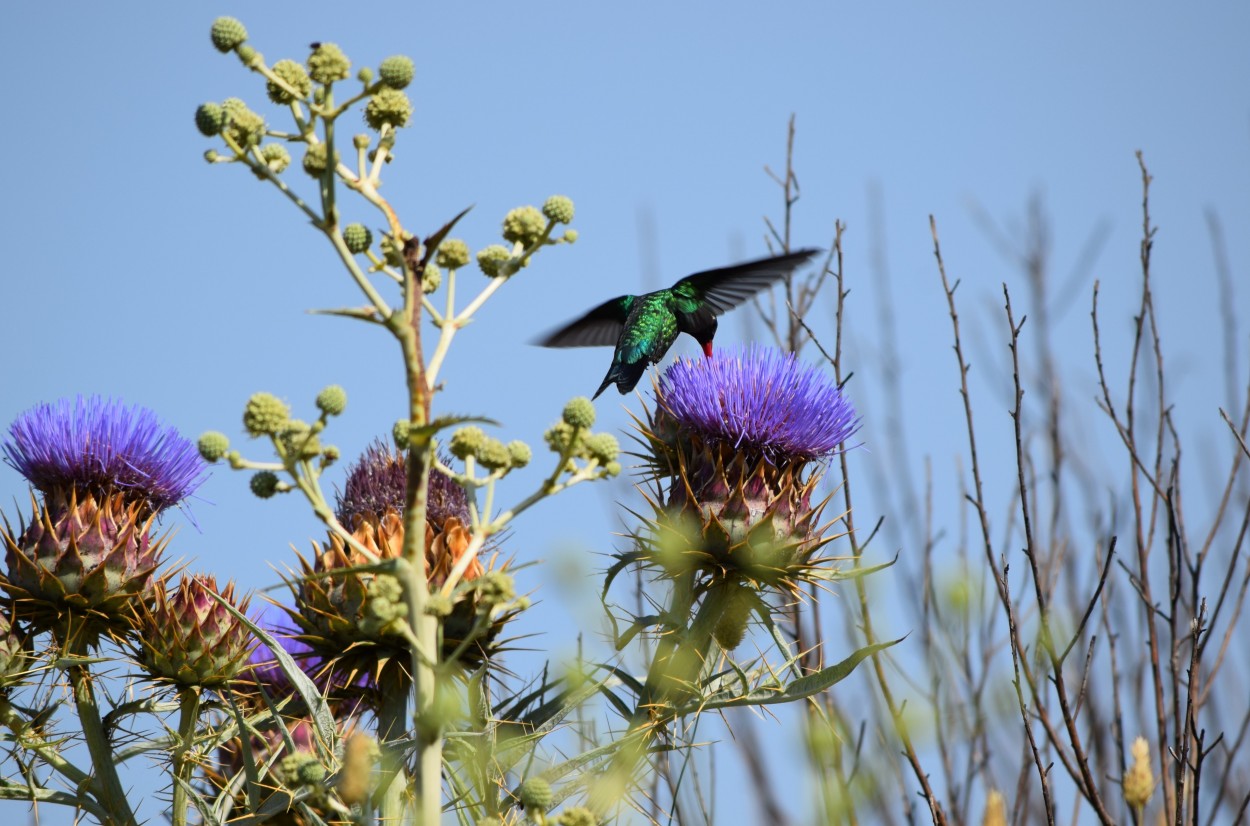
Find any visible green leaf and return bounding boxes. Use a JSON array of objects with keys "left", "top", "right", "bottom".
[{"left": 699, "top": 638, "right": 903, "bottom": 711}]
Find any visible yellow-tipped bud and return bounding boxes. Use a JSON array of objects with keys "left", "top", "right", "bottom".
[{"left": 1123, "top": 736, "right": 1155, "bottom": 810}]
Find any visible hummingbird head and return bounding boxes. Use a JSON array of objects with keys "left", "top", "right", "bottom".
[{"left": 697, "top": 316, "right": 718, "bottom": 358}]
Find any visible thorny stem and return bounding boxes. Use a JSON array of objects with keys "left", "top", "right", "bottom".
[
  {"left": 170, "top": 687, "right": 202, "bottom": 826},
  {"left": 66, "top": 649, "right": 138, "bottom": 826}
]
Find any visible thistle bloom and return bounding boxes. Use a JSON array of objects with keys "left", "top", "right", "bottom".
[
  {"left": 657, "top": 345, "right": 859, "bottom": 464},
  {"left": 637, "top": 345, "right": 860, "bottom": 597},
  {"left": 291, "top": 441, "right": 511, "bottom": 690},
  {"left": 0, "top": 396, "right": 206, "bottom": 644}
]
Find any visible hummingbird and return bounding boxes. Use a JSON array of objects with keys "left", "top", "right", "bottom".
[{"left": 536, "top": 248, "right": 820, "bottom": 398}]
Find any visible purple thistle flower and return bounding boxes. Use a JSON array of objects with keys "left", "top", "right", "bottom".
[
  {"left": 3, "top": 396, "right": 207, "bottom": 514},
  {"left": 657, "top": 344, "right": 860, "bottom": 464},
  {"left": 335, "top": 440, "right": 468, "bottom": 528}
]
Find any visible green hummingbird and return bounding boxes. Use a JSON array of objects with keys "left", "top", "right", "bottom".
[{"left": 537, "top": 248, "right": 820, "bottom": 398}]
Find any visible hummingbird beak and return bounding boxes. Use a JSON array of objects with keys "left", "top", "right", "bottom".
[{"left": 702, "top": 341, "right": 714, "bottom": 359}]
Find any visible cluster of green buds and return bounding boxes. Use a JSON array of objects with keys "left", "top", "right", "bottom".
[
  {"left": 476, "top": 196, "right": 578, "bottom": 279},
  {"left": 447, "top": 426, "right": 533, "bottom": 478},
  {"left": 544, "top": 397, "right": 621, "bottom": 477},
  {"left": 197, "top": 17, "right": 417, "bottom": 188},
  {"left": 197, "top": 386, "right": 345, "bottom": 501}
]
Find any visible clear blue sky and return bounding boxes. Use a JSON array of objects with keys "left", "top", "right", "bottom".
[{"left": 2, "top": 4, "right": 1247, "bottom": 823}]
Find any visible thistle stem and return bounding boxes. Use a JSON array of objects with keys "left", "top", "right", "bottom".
[
  {"left": 66, "top": 651, "right": 137, "bottom": 826},
  {"left": 170, "top": 686, "right": 202, "bottom": 826}
]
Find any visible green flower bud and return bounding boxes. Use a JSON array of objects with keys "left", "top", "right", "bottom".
[
  {"left": 279, "top": 419, "right": 322, "bottom": 460},
  {"left": 357, "top": 66, "right": 374, "bottom": 84},
  {"left": 476, "top": 438, "right": 511, "bottom": 471},
  {"left": 256, "top": 143, "right": 291, "bottom": 175},
  {"left": 502, "top": 205, "right": 548, "bottom": 247},
  {"left": 506, "top": 440, "right": 532, "bottom": 468},
  {"left": 267, "top": 59, "right": 312, "bottom": 104},
  {"left": 555, "top": 807, "right": 598, "bottom": 826},
  {"left": 365, "top": 88, "right": 413, "bottom": 131},
  {"left": 197, "top": 431, "right": 230, "bottom": 462},
  {"left": 476, "top": 245, "right": 511, "bottom": 278},
  {"left": 203, "top": 149, "right": 220, "bottom": 163},
  {"left": 562, "top": 229, "right": 579, "bottom": 244},
  {"left": 425, "top": 592, "right": 453, "bottom": 617},
  {"left": 436, "top": 239, "right": 470, "bottom": 270},
  {"left": 195, "top": 102, "right": 225, "bottom": 136},
  {"left": 604, "top": 461, "right": 622, "bottom": 477},
  {"left": 544, "top": 421, "right": 578, "bottom": 454},
  {"left": 378, "top": 55, "right": 415, "bottom": 89},
  {"left": 543, "top": 195, "right": 575, "bottom": 225},
  {"left": 585, "top": 432, "right": 619, "bottom": 464},
  {"left": 562, "top": 397, "right": 595, "bottom": 429},
  {"left": 243, "top": 392, "right": 290, "bottom": 436},
  {"left": 361, "top": 573, "right": 407, "bottom": 634},
  {"left": 475, "top": 571, "right": 516, "bottom": 607},
  {"left": 281, "top": 752, "right": 326, "bottom": 787},
  {"left": 711, "top": 583, "right": 755, "bottom": 650},
  {"left": 235, "top": 45, "right": 261, "bottom": 68},
  {"left": 449, "top": 426, "right": 485, "bottom": 460},
  {"left": 307, "top": 42, "right": 351, "bottom": 84},
  {"left": 250, "top": 471, "right": 279, "bottom": 499},
  {"left": 321, "top": 445, "right": 340, "bottom": 464},
  {"left": 302, "top": 143, "right": 337, "bottom": 177},
  {"left": 422, "top": 263, "right": 442, "bottom": 294},
  {"left": 343, "top": 224, "right": 372, "bottom": 254},
  {"left": 518, "top": 777, "right": 554, "bottom": 813},
  {"left": 316, "top": 385, "right": 347, "bottom": 416},
  {"left": 210, "top": 17, "right": 248, "bottom": 53},
  {"left": 352, "top": 133, "right": 371, "bottom": 150},
  {"left": 392, "top": 419, "right": 411, "bottom": 449},
  {"left": 221, "top": 98, "right": 265, "bottom": 148}
]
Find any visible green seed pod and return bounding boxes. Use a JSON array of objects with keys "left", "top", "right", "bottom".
[
  {"left": 316, "top": 385, "right": 347, "bottom": 416},
  {"left": 307, "top": 42, "right": 351, "bottom": 84},
  {"left": 243, "top": 392, "right": 290, "bottom": 436},
  {"left": 197, "top": 431, "right": 230, "bottom": 462},
  {"left": 518, "top": 778, "right": 554, "bottom": 813},
  {"left": 562, "top": 229, "right": 579, "bottom": 244},
  {"left": 322, "top": 445, "right": 341, "bottom": 464},
  {"left": 585, "top": 432, "right": 619, "bottom": 464},
  {"left": 357, "top": 66, "right": 374, "bottom": 84},
  {"left": 562, "top": 397, "right": 595, "bottom": 429},
  {"left": 281, "top": 752, "right": 327, "bottom": 788},
  {"left": 279, "top": 420, "right": 322, "bottom": 460},
  {"left": 604, "top": 460, "right": 622, "bottom": 477},
  {"left": 392, "top": 419, "right": 411, "bottom": 449},
  {"left": 506, "top": 440, "right": 532, "bottom": 468},
  {"left": 267, "top": 59, "right": 312, "bottom": 104},
  {"left": 257, "top": 143, "right": 291, "bottom": 175},
  {"left": 378, "top": 55, "right": 415, "bottom": 89},
  {"left": 195, "top": 102, "right": 225, "bottom": 137},
  {"left": 364, "top": 88, "right": 413, "bottom": 131},
  {"left": 343, "top": 224, "right": 372, "bottom": 254},
  {"left": 475, "top": 571, "right": 516, "bottom": 607},
  {"left": 436, "top": 239, "right": 470, "bottom": 270},
  {"left": 542, "top": 195, "right": 575, "bottom": 225},
  {"left": 501, "top": 205, "right": 547, "bottom": 247},
  {"left": 250, "top": 471, "right": 279, "bottom": 498},
  {"left": 302, "top": 143, "right": 335, "bottom": 177},
  {"left": 422, "top": 263, "right": 442, "bottom": 294},
  {"left": 476, "top": 438, "right": 511, "bottom": 471},
  {"left": 449, "top": 426, "right": 485, "bottom": 461},
  {"left": 476, "top": 245, "right": 510, "bottom": 278},
  {"left": 221, "top": 98, "right": 265, "bottom": 148},
  {"left": 203, "top": 149, "right": 220, "bottom": 163},
  {"left": 210, "top": 17, "right": 248, "bottom": 53},
  {"left": 554, "top": 807, "right": 598, "bottom": 826}
]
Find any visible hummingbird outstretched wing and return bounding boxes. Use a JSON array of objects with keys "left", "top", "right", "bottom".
[
  {"left": 671, "top": 247, "right": 821, "bottom": 314},
  {"left": 535, "top": 295, "right": 636, "bottom": 348}
]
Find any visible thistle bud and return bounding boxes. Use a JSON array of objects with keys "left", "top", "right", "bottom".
[
  {"left": 210, "top": 17, "right": 248, "bottom": 53},
  {"left": 343, "top": 224, "right": 372, "bottom": 254},
  {"left": 135, "top": 574, "right": 254, "bottom": 687},
  {"left": 378, "top": 55, "right": 415, "bottom": 89}
]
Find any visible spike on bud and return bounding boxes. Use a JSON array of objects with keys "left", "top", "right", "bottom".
[{"left": 135, "top": 574, "right": 254, "bottom": 686}]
